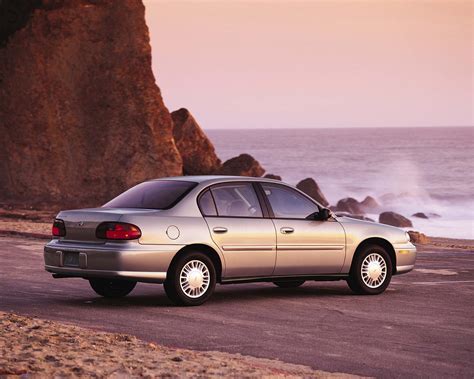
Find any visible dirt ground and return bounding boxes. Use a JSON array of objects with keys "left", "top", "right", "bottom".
[{"left": 0, "top": 312, "right": 357, "bottom": 378}]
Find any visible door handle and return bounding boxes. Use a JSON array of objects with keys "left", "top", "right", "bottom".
[
  {"left": 280, "top": 227, "right": 294, "bottom": 234},
  {"left": 213, "top": 227, "right": 228, "bottom": 234}
]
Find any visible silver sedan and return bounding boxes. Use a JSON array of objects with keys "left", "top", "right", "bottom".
[{"left": 44, "top": 176, "right": 416, "bottom": 305}]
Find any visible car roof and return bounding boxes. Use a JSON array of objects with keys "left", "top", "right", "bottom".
[{"left": 149, "top": 175, "right": 283, "bottom": 186}]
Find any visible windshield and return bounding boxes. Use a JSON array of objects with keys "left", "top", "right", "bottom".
[{"left": 103, "top": 180, "right": 197, "bottom": 209}]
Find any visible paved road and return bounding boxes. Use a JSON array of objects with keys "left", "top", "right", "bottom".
[{"left": 1, "top": 236, "right": 473, "bottom": 377}]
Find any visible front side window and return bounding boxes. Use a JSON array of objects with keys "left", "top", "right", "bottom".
[
  {"left": 103, "top": 180, "right": 197, "bottom": 209},
  {"left": 261, "top": 183, "right": 319, "bottom": 219},
  {"left": 210, "top": 183, "right": 263, "bottom": 218}
]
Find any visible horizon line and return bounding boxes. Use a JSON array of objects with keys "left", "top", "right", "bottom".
[{"left": 203, "top": 125, "right": 474, "bottom": 131}]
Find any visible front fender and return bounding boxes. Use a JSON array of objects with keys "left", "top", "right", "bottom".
[{"left": 337, "top": 217, "right": 414, "bottom": 273}]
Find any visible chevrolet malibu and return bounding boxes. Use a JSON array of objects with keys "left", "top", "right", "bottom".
[{"left": 44, "top": 176, "right": 417, "bottom": 306}]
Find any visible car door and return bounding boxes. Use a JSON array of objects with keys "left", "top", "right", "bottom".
[
  {"left": 259, "top": 182, "right": 346, "bottom": 275},
  {"left": 199, "top": 182, "right": 277, "bottom": 278}
]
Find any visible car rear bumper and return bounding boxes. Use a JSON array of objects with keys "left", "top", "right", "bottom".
[
  {"left": 393, "top": 242, "right": 417, "bottom": 275},
  {"left": 45, "top": 265, "right": 167, "bottom": 282},
  {"left": 44, "top": 240, "right": 181, "bottom": 283}
]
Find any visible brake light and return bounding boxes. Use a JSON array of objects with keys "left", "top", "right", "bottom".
[
  {"left": 52, "top": 219, "right": 66, "bottom": 237},
  {"left": 96, "top": 222, "right": 141, "bottom": 240}
]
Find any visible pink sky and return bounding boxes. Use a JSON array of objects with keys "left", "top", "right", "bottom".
[{"left": 144, "top": 0, "right": 473, "bottom": 129}]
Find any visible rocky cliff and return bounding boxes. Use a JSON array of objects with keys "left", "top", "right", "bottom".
[
  {"left": 171, "top": 108, "right": 221, "bottom": 175},
  {"left": 0, "top": 0, "right": 183, "bottom": 207}
]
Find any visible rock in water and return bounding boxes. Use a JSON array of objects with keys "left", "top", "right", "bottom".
[
  {"left": 216, "top": 154, "right": 265, "bottom": 177},
  {"left": 296, "top": 178, "right": 329, "bottom": 206},
  {"left": 379, "top": 212, "right": 413, "bottom": 227},
  {"left": 408, "top": 230, "right": 430, "bottom": 244},
  {"left": 0, "top": 0, "right": 182, "bottom": 207},
  {"left": 360, "top": 196, "right": 380, "bottom": 211},
  {"left": 412, "top": 212, "right": 429, "bottom": 219},
  {"left": 335, "top": 198, "right": 364, "bottom": 215},
  {"left": 171, "top": 108, "right": 221, "bottom": 175}
]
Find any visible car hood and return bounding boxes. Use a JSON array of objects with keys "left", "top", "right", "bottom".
[{"left": 335, "top": 216, "right": 409, "bottom": 244}]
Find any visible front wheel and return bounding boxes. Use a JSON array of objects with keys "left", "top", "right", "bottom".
[
  {"left": 164, "top": 252, "right": 216, "bottom": 306},
  {"left": 347, "top": 244, "right": 392, "bottom": 295},
  {"left": 273, "top": 280, "right": 305, "bottom": 288},
  {"left": 89, "top": 279, "right": 136, "bottom": 298}
]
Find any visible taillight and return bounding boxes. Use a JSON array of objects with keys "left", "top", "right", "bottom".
[
  {"left": 96, "top": 222, "right": 141, "bottom": 240},
  {"left": 52, "top": 219, "right": 66, "bottom": 237}
]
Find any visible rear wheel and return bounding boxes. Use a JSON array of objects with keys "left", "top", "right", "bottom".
[
  {"left": 89, "top": 279, "right": 136, "bottom": 298},
  {"left": 164, "top": 252, "right": 216, "bottom": 306},
  {"left": 273, "top": 280, "right": 305, "bottom": 288},
  {"left": 347, "top": 244, "right": 392, "bottom": 295}
]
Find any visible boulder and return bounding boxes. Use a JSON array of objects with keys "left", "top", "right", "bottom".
[
  {"left": 171, "top": 108, "right": 221, "bottom": 175},
  {"left": 379, "top": 212, "right": 413, "bottom": 227},
  {"left": 360, "top": 196, "right": 380, "bottom": 211},
  {"left": 215, "top": 154, "right": 265, "bottom": 177},
  {"left": 0, "top": 0, "right": 182, "bottom": 207},
  {"left": 296, "top": 178, "right": 329, "bottom": 206},
  {"left": 412, "top": 212, "right": 429, "bottom": 219},
  {"left": 335, "top": 198, "right": 364, "bottom": 215},
  {"left": 264, "top": 174, "right": 282, "bottom": 180},
  {"left": 408, "top": 231, "right": 430, "bottom": 244}
]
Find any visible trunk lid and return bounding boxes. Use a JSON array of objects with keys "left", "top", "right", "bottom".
[{"left": 56, "top": 208, "right": 157, "bottom": 243}]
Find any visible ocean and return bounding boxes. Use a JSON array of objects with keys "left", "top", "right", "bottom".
[{"left": 206, "top": 127, "right": 474, "bottom": 239}]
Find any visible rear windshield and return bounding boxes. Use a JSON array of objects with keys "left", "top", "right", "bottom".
[{"left": 103, "top": 180, "right": 197, "bottom": 210}]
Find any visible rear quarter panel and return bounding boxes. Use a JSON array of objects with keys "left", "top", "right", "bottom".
[{"left": 119, "top": 212, "right": 226, "bottom": 268}]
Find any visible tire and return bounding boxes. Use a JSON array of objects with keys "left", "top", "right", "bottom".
[
  {"left": 347, "top": 244, "right": 393, "bottom": 295},
  {"left": 164, "top": 252, "right": 216, "bottom": 306},
  {"left": 89, "top": 278, "right": 136, "bottom": 298},
  {"left": 273, "top": 280, "right": 305, "bottom": 288}
]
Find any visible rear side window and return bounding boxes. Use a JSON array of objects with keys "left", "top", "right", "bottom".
[
  {"left": 198, "top": 190, "right": 217, "bottom": 216},
  {"left": 103, "top": 180, "right": 197, "bottom": 210},
  {"left": 210, "top": 183, "right": 263, "bottom": 218}
]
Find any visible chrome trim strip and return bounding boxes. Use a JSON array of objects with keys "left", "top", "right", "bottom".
[
  {"left": 222, "top": 245, "right": 274, "bottom": 251},
  {"left": 45, "top": 265, "right": 167, "bottom": 280},
  {"left": 277, "top": 245, "right": 344, "bottom": 251}
]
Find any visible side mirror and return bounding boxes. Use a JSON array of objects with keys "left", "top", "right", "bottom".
[{"left": 306, "top": 208, "right": 331, "bottom": 221}]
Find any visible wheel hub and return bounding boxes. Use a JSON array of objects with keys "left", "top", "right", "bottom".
[
  {"left": 187, "top": 268, "right": 204, "bottom": 289},
  {"left": 367, "top": 261, "right": 382, "bottom": 280},
  {"left": 179, "top": 260, "right": 210, "bottom": 298},
  {"left": 361, "top": 252, "right": 387, "bottom": 288}
]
